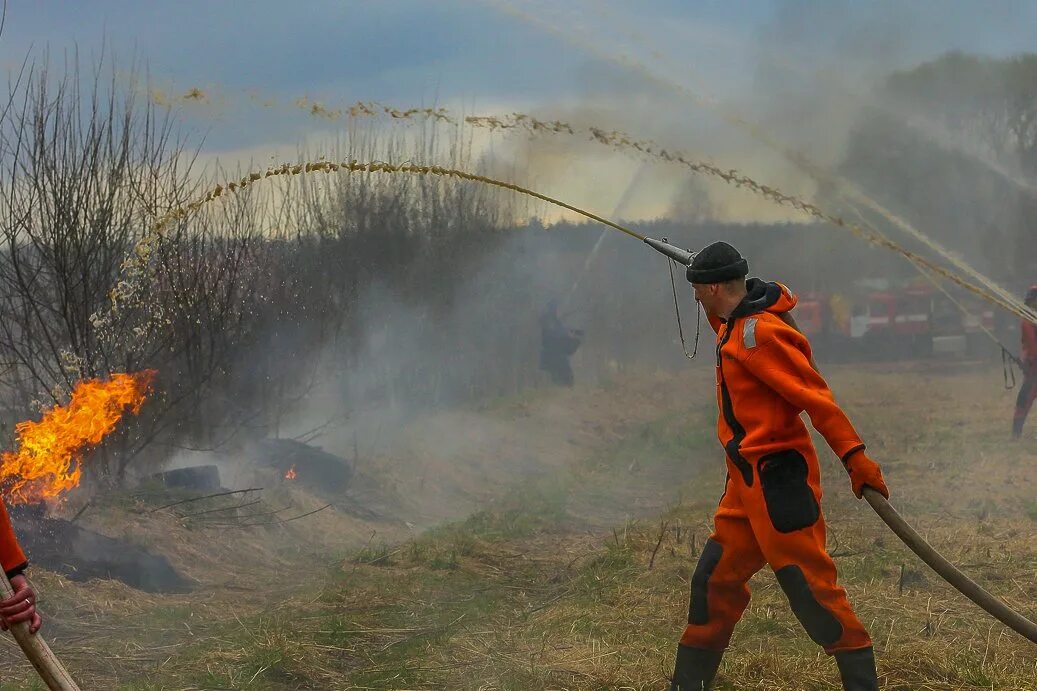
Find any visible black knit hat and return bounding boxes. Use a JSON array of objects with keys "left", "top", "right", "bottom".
[{"left": 686, "top": 241, "right": 748, "bottom": 284}]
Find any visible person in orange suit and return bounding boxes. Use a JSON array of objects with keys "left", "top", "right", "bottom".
[
  {"left": 1012, "top": 285, "right": 1037, "bottom": 439},
  {"left": 669, "top": 242, "right": 887, "bottom": 691},
  {"left": 0, "top": 498, "right": 40, "bottom": 634}
]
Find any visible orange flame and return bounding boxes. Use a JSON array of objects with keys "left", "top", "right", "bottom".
[
  {"left": 285, "top": 465, "right": 297, "bottom": 481},
  {"left": 0, "top": 370, "right": 157, "bottom": 504}
]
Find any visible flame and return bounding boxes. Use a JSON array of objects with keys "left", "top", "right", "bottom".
[
  {"left": 0, "top": 370, "right": 156, "bottom": 504},
  {"left": 285, "top": 465, "right": 297, "bottom": 481}
]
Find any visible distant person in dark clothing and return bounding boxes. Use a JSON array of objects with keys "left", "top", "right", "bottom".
[
  {"left": 1012, "top": 285, "right": 1037, "bottom": 438},
  {"left": 539, "top": 299, "right": 583, "bottom": 386}
]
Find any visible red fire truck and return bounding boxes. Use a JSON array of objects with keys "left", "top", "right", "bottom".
[{"left": 796, "top": 282, "right": 997, "bottom": 360}]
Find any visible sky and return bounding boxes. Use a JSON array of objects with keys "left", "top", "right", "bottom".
[{"left": 2, "top": 0, "right": 1036, "bottom": 223}]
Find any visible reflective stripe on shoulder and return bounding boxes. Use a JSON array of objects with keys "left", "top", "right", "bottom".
[{"left": 744, "top": 317, "right": 758, "bottom": 348}]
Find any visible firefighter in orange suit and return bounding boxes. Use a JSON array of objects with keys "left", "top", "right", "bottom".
[
  {"left": 1012, "top": 285, "right": 1037, "bottom": 439},
  {"left": 0, "top": 497, "right": 40, "bottom": 633},
  {"left": 670, "top": 242, "right": 888, "bottom": 691}
]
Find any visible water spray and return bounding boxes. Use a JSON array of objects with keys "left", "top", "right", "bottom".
[
  {"left": 102, "top": 150, "right": 1033, "bottom": 357},
  {"left": 148, "top": 88, "right": 1037, "bottom": 325},
  {"left": 90, "top": 159, "right": 652, "bottom": 350},
  {"left": 319, "top": 101, "right": 1036, "bottom": 326},
  {"left": 561, "top": 161, "right": 647, "bottom": 311}
]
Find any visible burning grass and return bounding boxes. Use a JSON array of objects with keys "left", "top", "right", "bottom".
[{"left": 1, "top": 370, "right": 156, "bottom": 504}]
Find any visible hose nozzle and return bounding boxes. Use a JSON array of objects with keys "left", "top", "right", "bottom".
[{"left": 643, "top": 236, "right": 695, "bottom": 266}]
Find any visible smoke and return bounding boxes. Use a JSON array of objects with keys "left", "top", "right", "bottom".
[
  {"left": 26, "top": 0, "right": 1027, "bottom": 525},
  {"left": 173, "top": 184, "right": 724, "bottom": 527}
]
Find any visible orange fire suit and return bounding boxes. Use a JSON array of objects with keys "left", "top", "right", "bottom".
[
  {"left": 681, "top": 280, "right": 872, "bottom": 654},
  {"left": 1013, "top": 317, "right": 1037, "bottom": 437},
  {"left": 0, "top": 498, "right": 27, "bottom": 579}
]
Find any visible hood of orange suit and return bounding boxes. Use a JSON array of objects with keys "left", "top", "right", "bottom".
[{"left": 731, "top": 278, "right": 798, "bottom": 318}]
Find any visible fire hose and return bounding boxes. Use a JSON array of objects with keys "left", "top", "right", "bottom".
[
  {"left": 644, "top": 235, "right": 1037, "bottom": 646},
  {"left": 861, "top": 487, "right": 1037, "bottom": 644},
  {"left": 1, "top": 573, "right": 80, "bottom": 690}
]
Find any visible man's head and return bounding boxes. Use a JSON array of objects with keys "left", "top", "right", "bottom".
[
  {"left": 1026, "top": 284, "right": 1037, "bottom": 308},
  {"left": 687, "top": 241, "right": 749, "bottom": 317}
]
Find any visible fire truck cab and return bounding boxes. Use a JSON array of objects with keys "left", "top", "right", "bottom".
[
  {"left": 797, "top": 281, "right": 1000, "bottom": 362},
  {"left": 848, "top": 287, "right": 933, "bottom": 357}
]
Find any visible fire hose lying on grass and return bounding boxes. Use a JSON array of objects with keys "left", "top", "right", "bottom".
[{"left": 644, "top": 235, "right": 1037, "bottom": 646}]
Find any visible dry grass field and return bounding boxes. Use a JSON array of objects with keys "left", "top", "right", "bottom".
[{"left": 1, "top": 361, "right": 1034, "bottom": 689}]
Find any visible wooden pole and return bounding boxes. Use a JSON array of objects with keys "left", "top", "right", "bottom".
[{"left": 0, "top": 573, "right": 80, "bottom": 690}]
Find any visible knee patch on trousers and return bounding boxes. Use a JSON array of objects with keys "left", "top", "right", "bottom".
[
  {"left": 759, "top": 450, "right": 820, "bottom": 533},
  {"left": 689, "top": 539, "right": 723, "bottom": 625},
  {"left": 775, "top": 565, "right": 843, "bottom": 647}
]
